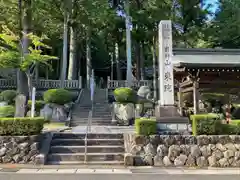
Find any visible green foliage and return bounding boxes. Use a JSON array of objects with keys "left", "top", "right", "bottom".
[
  {"left": 135, "top": 118, "right": 157, "bottom": 135},
  {"left": 201, "top": 93, "right": 226, "bottom": 107},
  {"left": 43, "top": 89, "right": 73, "bottom": 105},
  {"left": 191, "top": 114, "right": 240, "bottom": 135},
  {"left": 0, "top": 90, "right": 17, "bottom": 104},
  {"left": 27, "top": 100, "right": 45, "bottom": 111},
  {"left": 0, "top": 25, "right": 58, "bottom": 72},
  {"left": 113, "top": 87, "right": 137, "bottom": 103},
  {"left": 0, "top": 117, "right": 44, "bottom": 135},
  {"left": 0, "top": 105, "right": 15, "bottom": 117}
]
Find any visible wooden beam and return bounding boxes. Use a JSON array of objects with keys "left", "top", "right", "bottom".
[
  {"left": 182, "top": 86, "right": 194, "bottom": 93},
  {"left": 180, "top": 80, "right": 193, "bottom": 88}
]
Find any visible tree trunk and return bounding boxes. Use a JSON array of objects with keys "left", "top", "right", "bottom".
[
  {"left": 135, "top": 41, "right": 141, "bottom": 80},
  {"left": 115, "top": 42, "right": 121, "bottom": 80},
  {"left": 18, "top": 0, "right": 30, "bottom": 96},
  {"left": 15, "top": 0, "right": 31, "bottom": 117},
  {"left": 140, "top": 42, "right": 145, "bottom": 80},
  {"left": 110, "top": 52, "right": 114, "bottom": 80},
  {"left": 60, "top": 8, "right": 69, "bottom": 87},
  {"left": 152, "top": 36, "right": 158, "bottom": 100},
  {"left": 35, "top": 63, "right": 39, "bottom": 82},
  {"left": 67, "top": 26, "right": 77, "bottom": 80},
  {"left": 86, "top": 28, "right": 92, "bottom": 88},
  {"left": 26, "top": 72, "right": 33, "bottom": 98}
]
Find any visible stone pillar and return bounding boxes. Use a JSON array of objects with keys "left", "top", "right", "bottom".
[
  {"left": 158, "top": 20, "right": 174, "bottom": 106},
  {"left": 193, "top": 81, "right": 199, "bottom": 114}
]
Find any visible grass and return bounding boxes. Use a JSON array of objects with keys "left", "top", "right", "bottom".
[{"left": 44, "top": 122, "right": 67, "bottom": 129}]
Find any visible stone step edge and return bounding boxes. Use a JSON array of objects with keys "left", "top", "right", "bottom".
[
  {"left": 54, "top": 131, "right": 123, "bottom": 135},
  {"left": 47, "top": 161, "right": 124, "bottom": 165},
  {"left": 50, "top": 145, "right": 124, "bottom": 148},
  {"left": 52, "top": 138, "right": 124, "bottom": 141},
  {"left": 48, "top": 152, "right": 124, "bottom": 156}
]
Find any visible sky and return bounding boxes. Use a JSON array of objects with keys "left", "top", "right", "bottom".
[{"left": 205, "top": 0, "right": 219, "bottom": 13}]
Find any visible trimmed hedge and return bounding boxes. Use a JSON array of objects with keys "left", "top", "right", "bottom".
[
  {"left": 27, "top": 100, "right": 45, "bottom": 111},
  {"left": 190, "top": 113, "right": 223, "bottom": 122},
  {"left": 0, "top": 117, "right": 44, "bottom": 135},
  {"left": 135, "top": 118, "right": 157, "bottom": 135},
  {"left": 0, "top": 90, "right": 17, "bottom": 104},
  {"left": 113, "top": 87, "right": 137, "bottom": 103},
  {"left": 191, "top": 114, "right": 240, "bottom": 136},
  {"left": 0, "top": 105, "right": 15, "bottom": 117},
  {"left": 43, "top": 89, "right": 72, "bottom": 105}
]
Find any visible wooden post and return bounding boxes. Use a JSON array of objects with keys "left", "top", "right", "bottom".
[
  {"left": 193, "top": 81, "right": 199, "bottom": 114},
  {"left": 78, "top": 76, "right": 82, "bottom": 89},
  {"left": 107, "top": 76, "right": 110, "bottom": 89},
  {"left": 178, "top": 87, "right": 183, "bottom": 116}
]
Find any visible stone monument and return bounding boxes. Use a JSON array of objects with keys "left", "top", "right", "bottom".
[
  {"left": 15, "top": 94, "right": 27, "bottom": 117},
  {"left": 156, "top": 20, "right": 187, "bottom": 123}
]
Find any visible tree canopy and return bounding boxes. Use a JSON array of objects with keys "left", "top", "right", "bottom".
[{"left": 0, "top": 0, "right": 239, "bottom": 81}]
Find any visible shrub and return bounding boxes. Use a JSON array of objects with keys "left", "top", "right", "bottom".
[
  {"left": 190, "top": 113, "right": 223, "bottom": 122},
  {"left": 0, "top": 90, "right": 17, "bottom": 104},
  {"left": 192, "top": 117, "right": 240, "bottom": 136},
  {"left": 43, "top": 89, "right": 73, "bottom": 105},
  {"left": 28, "top": 100, "right": 45, "bottom": 111},
  {"left": 113, "top": 87, "right": 137, "bottom": 103},
  {"left": 0, "top": 105, "right": 15, "bottom": 117},
  {"left": 135, "top": 118, "right": 157, "bottom": 135},
  {"left": 0, "top": 117, "right": 44, "bottom": 135}
]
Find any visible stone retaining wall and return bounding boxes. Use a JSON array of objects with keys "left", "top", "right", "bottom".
[
  {"left": 124, "top": 134, "right": 240, "bottom": 167},
  {"left": 0, "top": 134, "right": 44, "bottom": 164}
]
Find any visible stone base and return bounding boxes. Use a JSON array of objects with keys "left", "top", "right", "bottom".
[{"left": 155, "top": 105, "right": 189, "bottom": 123}]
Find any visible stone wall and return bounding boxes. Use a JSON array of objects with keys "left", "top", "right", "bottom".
[
  {"left": 124, "top": 134, "right": 240, "bottom": 167},
  {"left": 0, "top": 134, "right": 44, "bottom": 164}
]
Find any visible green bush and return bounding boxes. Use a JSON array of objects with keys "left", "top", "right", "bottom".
[
  {"left": 190, "top": 113, "right": 223, "bottom": 122},
  {"left": 0, "top": 90, "right": 17, "bottom": 104},
  {"left": 192, "top": 116, "right": 240, "bottom": 136},
  {"left": 113, "top": 87, "right": 137, "bottom": 103},
  {"left": 43, "top": 89, "right": 72, "bottom": 105},
  {"left": 0, "top": 105, "right": 15, "bottom": 117},
  {"left": 0, "top": 117, "right": 44, "bottom": 135},
  {"left": 28, "top": 100, "right": 45, "bottom": 111},
  {"left": 135, "top": 118, "right": 157, "bottom": 135}
]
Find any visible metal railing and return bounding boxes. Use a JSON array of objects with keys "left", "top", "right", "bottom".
[
  {"left": 0, "top": 77, "right": 83, "bottom": 89},
  {"left": 84, "top": 110, "right": 92, "bottom": 164}
]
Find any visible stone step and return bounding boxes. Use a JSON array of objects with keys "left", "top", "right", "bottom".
[
  {"left": 53, "top": 133, "right": 123, "bottom": 139},
  {"left": 70, "top": 122, "right": 112, "bottom": 126},
  {"left": 50, "top": 145, "right": 124, "bottom": 153},
  {"left": 47, "top": 160, "right": 124, "bottom": 165},
  {"left": 51, "top": 139, "right": 124, "bottom": 146},
  {"left": 70, "top": 122, "right": 112, "bottom": 127},
  {"left": 72, "top": 112, "right": 112, "bottom": 116},
  {"left": 72, "top": 117, "right": 112, "bottom": 121},
  {"left": 47, "top": 153, "right": 124, "bottom": 162},
  {"left": 71, "top": 120, "right": 112, "bottom": 123}
]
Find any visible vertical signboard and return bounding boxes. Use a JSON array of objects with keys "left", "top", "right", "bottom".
[{"left": 158, "top": 20, "right": 174, "bottom": 106}]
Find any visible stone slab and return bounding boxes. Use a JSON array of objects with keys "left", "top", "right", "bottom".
[
  {"left": 36, "top": 169, "right": 58, "bottom": 173},
  {"left": 94, "top": 169, "right": 114, "bottom": 173},
  {"left": 57, "top": 169, "right": 77, "bottom": 174},
  {"left": 76, "top": 169, "right": 95, "bottom": 173},
  {"left": 113, "top": 169, "right": 132, "bottom": 174},
  {"left": 16, "top": 169, "right": 39, "bottom": 173}
]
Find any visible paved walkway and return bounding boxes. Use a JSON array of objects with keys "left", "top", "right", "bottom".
[{"left": 0, "top": 167, "right": 239, "bottom": 174}]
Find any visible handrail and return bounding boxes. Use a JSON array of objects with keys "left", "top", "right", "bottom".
[{"left": 84, "top": 110, "right": 92, "bottom": 164}]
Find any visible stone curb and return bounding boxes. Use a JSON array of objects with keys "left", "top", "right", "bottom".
[
  {"left": 35, "top": 132, "right": 53, "bottom": 165},
  {"left": 0, "top": 167, "right": 239, "bottom": 174}
]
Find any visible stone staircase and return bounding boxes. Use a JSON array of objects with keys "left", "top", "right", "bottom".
[
  {"left": 47, "top": 132, "right": 124, "bottom": 165},
  {"left": 70, "top": 88, "right": 112, "bottom": 127}
]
